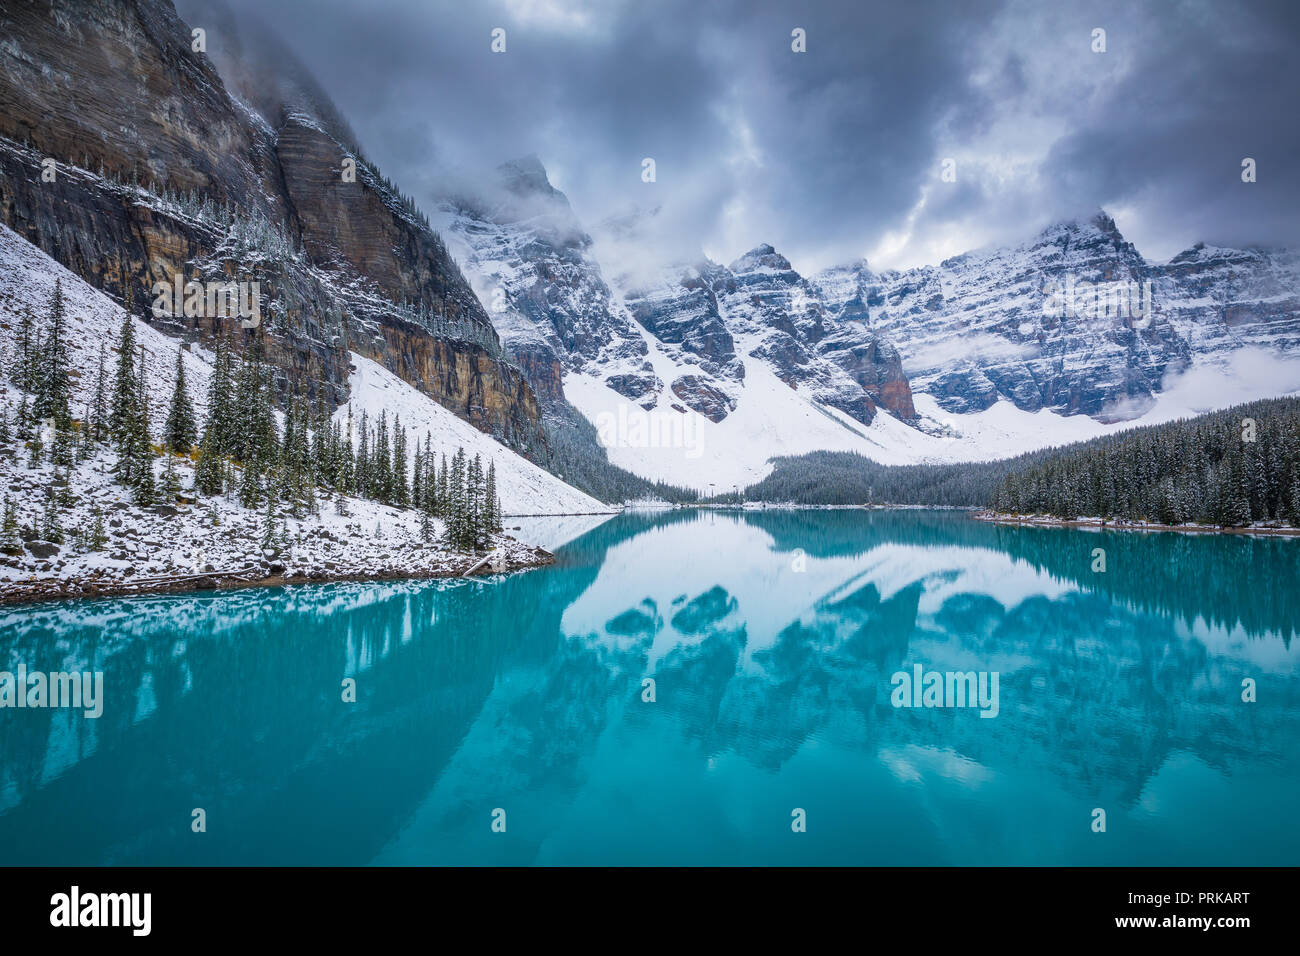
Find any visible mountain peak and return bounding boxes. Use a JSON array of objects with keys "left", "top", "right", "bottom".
[
  {"left": 729, "top": 243, "right": 793, "bottom": 274},
  {"left": 497, "top": 154, "right": 560, "bottom": 198},
  {"left": 1090, "top": 209, "right": 1122, "bottom": 239}
]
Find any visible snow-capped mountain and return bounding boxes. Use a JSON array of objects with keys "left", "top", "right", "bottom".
[
  {"left": 439, "top": 160, "right": 1300, "bottom": 489},
  {"left": 818, "top": 213, "right": 1300, "bottom": 421},
  {"left": 438, "top": 162, "right": 915, "bottom": 434},
  {"left": 435, "top": 156, "right": 649, "bottom": 409}
]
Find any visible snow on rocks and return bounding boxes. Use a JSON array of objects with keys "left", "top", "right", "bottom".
[
  {"left": 0, "top": 439, "right": 555, "bottom": 605},
  {"left": 0, "top": 223, "right": 608, "bottom": 604}
]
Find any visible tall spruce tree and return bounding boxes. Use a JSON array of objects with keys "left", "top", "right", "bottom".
[
  {"left": 109, "top": 309, "right": 139, "bottom": 443},
  {"left": 485, "top": 460, "right": 501, "bottom": 533},
  {"left": 35, "top": 279, "right": 72, "bottom": 428},
  {"left": 164, "top": 345, "right": 198, "bottom": 453},
  {"left": 90, "top": 344, "right": 109, "bottom": 444}
]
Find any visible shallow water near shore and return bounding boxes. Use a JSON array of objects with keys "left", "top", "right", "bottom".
[{"left": 2, "top": 508, "right": 1298, "bottom": 865}]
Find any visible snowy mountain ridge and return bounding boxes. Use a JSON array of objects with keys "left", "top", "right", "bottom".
[{"left": 436, "top": 160, "right": 1300, "bottom": 490}]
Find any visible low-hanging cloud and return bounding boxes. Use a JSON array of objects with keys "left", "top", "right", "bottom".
[{"left": 177, "top": 0, "right": 1300, "bottom": 276}]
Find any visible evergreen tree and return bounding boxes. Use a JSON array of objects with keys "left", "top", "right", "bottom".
[
  {"left": 201, "top": 329, "right": 237, "bottom": 459},
  {"left": 89, "top": 506, "right": 107, "bottom": 551},
  {"left": 0, "top": 497, "right": 21, "bottom": 554},
  {"left": 485, "top": 460, "right": 501, "bottom": 533},
  {"left": 108, "top": 308, "right": 139, "bottom": 473},
  {"left": 355, "top": 410, "right": 371, "bottom": 498},
  {"left": 411, "top": 436, "right": 425, "bottom": 512},
  {"left": 446, "top": 448, "right": 466, "bottom": 549},
  {"left": 468, "top": 454, "right": 483, "bottom": 547},
  {"left": 194, "top": 427, "right": 224, "bottom": 496},
  {"left": 374, "top": 411, "right": 392, "bottom": 504},
  {"left": 109, "top": 310, "right": 139, "bottom": 444},
  {"left": 164, "top": 345, "right": 198, "bottom": 453},
  {"left": 259, "top": 491, "right": 280, "bottom": 555},
  {"left": 40, "top": 492, "right": 64, "bottom": 544},
  {"left": 391, "top": 419, "right": 408, "bottom": 507},
  {"left": 15, "top": 391, "right": 31, "bottom": 441},
  {"left": 35, "top": 279, "right": 72, "bottom": 428},
  {"left": 437, "top": 452, "right": 449, "bottom": 517},
  {"left": 335, "top": 411, "right": 355, "bottom": 492},
  {"left": 90, "top": 344, "right": 109, "bottom": 444}
]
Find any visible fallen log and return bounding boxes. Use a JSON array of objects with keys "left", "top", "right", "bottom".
[
  {"left": 461, "top": 551, "right": 497, "bottom": 578},
  {"left": 122, "top": 565, "right": 263, "bottom": 587}
]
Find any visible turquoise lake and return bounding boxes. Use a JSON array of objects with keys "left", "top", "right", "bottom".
[{"left": 2, "top": 508, "right": 1298, "bottom": 866}]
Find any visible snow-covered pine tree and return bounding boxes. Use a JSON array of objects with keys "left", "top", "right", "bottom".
[
  {"left": 89, "top": 506, "right": 107, "bottom": 551},
  {"left": 283, "top": 394, "right": 315, "bottom": 517},
  {"left": 411, "top": 434, "right": 425, "bottom": 512},
  {"left": 485, "top": 460, "right": 501, "bottom": 533},
  {"left": 238, "top": 438, "right": 263, "bottom": 508},
  {"left": 335, "top": 414, "right": 355, "bottom": 493},
  {"left": 392, "top": 419, "right": 409, "bottom": 507},
  {"left": 109, "top": 307, "right": 139, "bottom": 445},
  {"left": 437, "top": 452, "right": 448, "bottom": 517},
  {"left": 35, "top": 278, "right": 72, "bottom": 429},
  {"left": 446, "top": 447, "right": 467, "bottom": 549},
  {"left": 259, "top": 491, "right": 280, "bottom": 556},
  {"left": 468, "top": 453, "right": 483, "bottom": 548},
  {"left": 0, "top": 497, "right": 21, "bottom": 554},
  {"left": 162, "top": 449, "right": 181, "bottom": 500},
  {"left": 40, "top": 491, "right": 64, "bottom": 544},
  {"left": 310, "top": 401, "right": 329, "bottom": 487},
  {"left": 88, "top": 345, "right": 108, "bottom": 444},
  {"left": 194, "top": 426, "right": 223, "bottom": 496},
  {"left": 374, "top": 411, "right": 392, "bottom": 504},
  {"left": 128, "top": 357, "right": 156, "bottom": 504},
  {"left": 231, "top": 344, "right": 260, "bottom": 464},
  {"left": 164, "top": 345, "right": 198, "bottom": 454},
  {"left": 355, "top": 410, "right": 371, "bottom": 498},
  {"left": 420, "top": 433, "right": 435, "bottom": 513},
  {"left": 203, "top": 330, "right": 237, "bottom": 458}
]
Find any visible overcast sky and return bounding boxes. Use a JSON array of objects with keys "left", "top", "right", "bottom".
[{"left": 187, "top": 0, "right": 1300, "bottom": 274}]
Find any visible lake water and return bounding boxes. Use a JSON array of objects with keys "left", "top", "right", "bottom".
[{"left": 2, "top": 509, "right": 1298, "bottom": 866}]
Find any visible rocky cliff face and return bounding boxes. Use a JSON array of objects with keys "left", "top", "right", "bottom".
[
  {"left": 435, "top": 156, "right": 649, "bottom": 410},
  {"left": 1153, "top": 241, "right": 1300, "bottom": 356},
  {"left": 0, "top": 0, "right": 546, "bottom": 455},
  {"left": 715, "top": 244, "right": 915, "bottom": 423},
  {"left": 438, "top": 162, "right": 916, "bottom": 429},
  {"left": 820, "top": 214, "right": 1186, "bottom": 419},
  {"left": 817, "top": 214, "right": 1300, "bottom": 420}
]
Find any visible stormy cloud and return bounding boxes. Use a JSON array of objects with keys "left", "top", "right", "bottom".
[{"left": 177, "top": 0, "right": 1300, "bottom": 273}]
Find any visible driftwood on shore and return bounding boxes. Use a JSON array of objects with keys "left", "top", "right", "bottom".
[
  {"left": 121, "top": 566, "right": 263, "bottom": 587},
  {"left": 461, "top": 553, "right": 495, "bottom": 577}
]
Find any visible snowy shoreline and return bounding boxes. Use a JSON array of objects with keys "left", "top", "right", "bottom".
[
  {"left": 0, "top": 537, "right": 558, "bottom": 607},
  {"left": 974, "top": 510, "right": 1300, "bottom": 537}
]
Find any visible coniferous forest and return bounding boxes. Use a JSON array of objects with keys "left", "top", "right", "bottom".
[
  {"left": 741, "top": 398, "right": 1300, "bottom": 530},
  {"left": 989, "top": 397, "right": 1300, "bottom": 526},
  {"left": 1, "top": 282, "right": 504, "bottom": 556},
  {"left": 740, "top": 451, "right": 1027, "bottom": 507}
]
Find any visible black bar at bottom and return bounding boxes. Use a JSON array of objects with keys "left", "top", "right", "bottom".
[{"left": 0, "top": 866, "right": 1282, "bottom": 940}]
